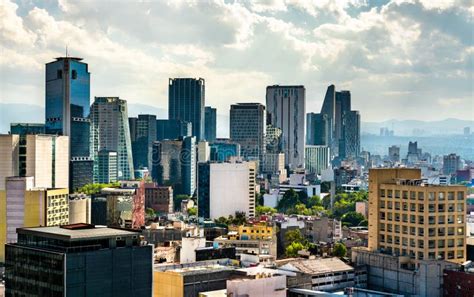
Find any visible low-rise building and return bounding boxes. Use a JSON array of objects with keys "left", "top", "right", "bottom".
[
  {"left": 68, "top": 193, "right": 91, "bottom": 224},
  {"left": 145, "top": 183, "right": 173, "bottom": 215}
]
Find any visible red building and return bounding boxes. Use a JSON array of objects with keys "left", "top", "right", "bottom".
[{"left": 443, "top": 268, "right": 474, "bottom": 297}]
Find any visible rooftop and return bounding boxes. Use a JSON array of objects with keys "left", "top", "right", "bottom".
[
  {"left": 278, "top": 257, "right": 354, "bottom": 275},
  {"left": 19, "top": 225, "right": 139, "bottom": 241}
]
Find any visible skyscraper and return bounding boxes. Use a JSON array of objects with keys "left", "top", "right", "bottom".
[
  {"left": 305, "top": 146, "right": 331, "bottom": 175},
  {"left": 90, "top": 97, "right": 134, "bottom": 181},
  {"left": 443, "top": 153, "right": 461, "bottom": 175},
  {"left": 45, "top": 57, "right": 92, "bottom": 190},
  {"left": 152, "top": 136, "right": 196, "bottom": 196},
  {"left": 266, "top": 85, "right": 306, "bottom": 169},
  {"left": 230, "top": 103, "right": 265, "bottom": 162},
  {"left": 318, "top": 85, "right": 360, "bottom": 160},
  {"left": 204, "top": 106, "right": 217, "bottom": 142},
  {"left": 129, "top": 114, "right": 157, "bottom": 172},
  {"left": 340, "top": 110, "right": 360, "bottom": 159},
  {"left": 156, "top": 119, "right": 192, "bottom": 141},
  {"left": 306, "top": 113, "right": 329, "bottom": 146},
  {"left": 169, "top": 78, "right": 205, "bottom": 140}
]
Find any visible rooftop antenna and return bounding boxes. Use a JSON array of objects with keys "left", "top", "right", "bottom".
[{"left": 66, "top": 45, "right": 68, "bottom": 57}]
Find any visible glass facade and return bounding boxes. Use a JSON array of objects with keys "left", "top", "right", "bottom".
[
  {"left": 168, "top": 78, "right": 205, "bottom": 141},
  {"left": 204, "top": 106, "right": 216, "bottom": 142},
  {"left": 197, "top": 163, "right": 210, "bottom": 218},
  {"left": 209, "top": 141, "right": 241, "bottom": 162},
  {"left": 90, "top": 97, "right": 134, "bottom": 181},
  {"left": 129, "top": 114, "right": 156, "bottom": 172},
  {"left": 5, "top": 228, "right": 152, "bottom": 297},
  {"left": 156, "top": 119, "right": 192, "bottom": 141},
  {"left": 69, "top": 159, "right": 93, "bottom": 191}
]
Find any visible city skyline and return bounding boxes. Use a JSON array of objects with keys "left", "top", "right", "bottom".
[{"left": 1, "top": 0, "right": 472, "bottom": 125}]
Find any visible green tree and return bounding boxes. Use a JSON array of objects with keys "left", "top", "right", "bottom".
[
  {"left": 341, "top": 211, "right": 367, "bottom": 227},
  {"left": 285, "top": 229, "right": 305, "bottom": 245},
  {"left": 322, "top": 195, "right": 332, "bottom": 209},
  {"left": 277, "top": 189, "right": 300, "bottom": 213},
  {"left": 145, "top": 207, "right": 156, "bottom": 219},
  {"left": 174, "top": 194, "right": 190, "bottom": 211},
  {"left": 256, "top": 205, "right": 277, "bottom": 216},
  {"left": 188, "top": 207, "right": 197, "bottom": 216},
  {"left": 285, "top": 242, "right": 305, "bottom": 257},
  {"left": 308, "top": 195, "right": 323, "bottom": 208},
  {"left": 77, "top": 182, "right": 120, "bottom": 195},
  {"left": 332, "top": 242, "right": 347, "bottom": 257}
]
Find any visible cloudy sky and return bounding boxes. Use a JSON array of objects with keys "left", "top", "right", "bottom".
[{"left": 1, "top": 0, "right": 473, "bottom": 124}]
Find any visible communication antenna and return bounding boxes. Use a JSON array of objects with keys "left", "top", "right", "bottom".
[{"left": 66, "top": 45, "right": 68, "bottom": 57}]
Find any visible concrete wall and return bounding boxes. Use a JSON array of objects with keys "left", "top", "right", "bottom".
[
  {"left": 69, "top": 196, "right": 91, "bottom": 224},
  {"left": 0, "top": 135, "right": 19, "bottom": 190},
  {"left": 227, "top": 275, "right": 286, "bottom": 297},
  {"left": 180, "top": 237, "right": 206, "bottom": 264}
]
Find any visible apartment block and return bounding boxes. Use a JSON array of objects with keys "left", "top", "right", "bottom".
[{"left": 368, "top": 168, "right": 466, "bottom": 264}]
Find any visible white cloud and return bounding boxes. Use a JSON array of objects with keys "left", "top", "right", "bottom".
[{"left": 0, "top": 0, "right": 472, "bottom": 127}]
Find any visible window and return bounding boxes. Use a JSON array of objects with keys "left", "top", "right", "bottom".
[
  {"left": 418, "top": 192, "right": 425, "bottom": 201},
  {"left": 448, "top": 192, "right": 455, "bottom": 200},
  {"left": 72, "top": 70, "right": 77, "bottom": 79},
  {"left": 57, "top": 70, "right": 62, "bottom": 79},
  {"left": 438, "top": 192, "right": 445, "bottom": 201},
  {"left": 457, "top": 192, "right": 464, "bottom": 200}
]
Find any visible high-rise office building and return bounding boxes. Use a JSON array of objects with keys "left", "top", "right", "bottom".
[
  {"left": 306, "top": 113, "right": 329, "bottom": 146},
  {"left": 0, "top": 176, "right": 69, "bottom": 262},
  {"left": 305, "top": 146, "right": 331, "bottom": 175},
  {"left": 209, "top": 139, "right": 241, "bottom": 162},
  {"left": 204, "top": 106, "right": 217, "bottom": 142},
  {"left": 197, "top": 140, "right": 210, "bottom": 163},
  {"left": 340, "top": 110, "right": 360, "bottom": 159},
  {"left": 0, "top": 134, "right": 19, "bottom": 190},
  {"left": 96, "top": 150, "right": 118, "bottom": 183},
  {"left": 406, "top": 141, "right": 419, "bottom": 164},
  {"left": 129, "top": 114, "right": 156, "bottom": 172},
  {"left": 389, "top": 145, "right": 401, "bottom": 163},
  {"left": 169, "top": 78, "right": 205, "bottom": 140},
  {"left": 152, "top": 136, "right": 196, "bottom": 196},
  {"left": 368, "top": 168, "right": 466, "bottom": 265},
  {"left": 10, "top": 123, "right": 45, "bottom": 135},
  {"left": 230, "top": 103, "right": 265, "bottom": 162},
  {"left": 266, "top": 85, "right": 305, "bottom": 169},
  {"left": 198, "top": 161, "right": 256, "bottom": 219},
  {"left": 5, "top": 224, "right": 152, "bottom": 296},
  {"left": 156, "top": 119, "right": 192, "bottom": 141},
  {"left": 45, "top": 57, "right": 92, "bottom": 190},
  {"left": 91, "top": 97, "right": 134, "bottom": 181},
  {"left": 0, "top": 134, "right": 69, "bottom": 189},
  {"left": 318, "top": 85, "right": 360, "bottom": 160},
  {"left": 443, "top": 154, "right": 461, "bottom": 175}
]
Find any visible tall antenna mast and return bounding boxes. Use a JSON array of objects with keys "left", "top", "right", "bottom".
[{"left": 66, "top": 45, "right": 68, "bottom": 57}]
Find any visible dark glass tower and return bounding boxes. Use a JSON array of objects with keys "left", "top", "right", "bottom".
[
  {"left": 129, "top": 114, "right": 157, "bottom": 172},
  {"left": 229, "top": 103, "right": 265, "bottom": 162},
  {"left": 5, "top": 225, "right": 152, "bottom": 297},
  {"left": 306, "top": 112, "right": 328, "bottom": 146},
  {"left": 168, "top": 78, "right": 205, "bottom": 141},
  {"left": 156, "top": 119, "right": 192, "bottom": 141},
  {"left": 45, "top": 57, "right": 92, "bottom": 190},
  {"left": 204, "top": 106, "right": 217, "bottom": 142}
]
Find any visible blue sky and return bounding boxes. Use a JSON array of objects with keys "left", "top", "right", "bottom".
[{"left": 1, "top": 0, "right": 473, "bottom": 122}]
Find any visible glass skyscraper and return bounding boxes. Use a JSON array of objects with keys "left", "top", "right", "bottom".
[
  {"left": 45, "top": 57, "right": 92, "bottom": 190},
  {"left": 156, "top": 119, "right": 192, "bottom": 141},
  {"left": 168, "top": 78, "right": 205, "bottom": 141},
  {"left": 229, "top": 103, "right": 265, "bottom": 163},
  {"left": 90, "top": 97, "right": 134, "bottom": 181},
  {"left": 129, "top": 114, "right": 157, "bottom": 172},
  {"left": 204, "top": 106, "right": 217, "bottom": 142}
]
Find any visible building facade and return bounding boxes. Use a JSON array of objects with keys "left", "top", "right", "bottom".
[
  {"left": 305, "top": 145, "right": 331, "bottom": 175},
  {"left": 209, "top": 139, "right": 241, "bottom": 162},
  {"left": 389, "top": 145, "right": 400, "bottom": 163},
  {"left": 368, "top": 168, "right": 466, "bottom": 265},
  {"left": 129, "top": 114, "right": 156, "bottom": 172},
  {"left": 306, "top": 112, "right": 329, "bottom": 146},
  {"left": 198, "top": 161, "right": 256, "bottom": 219},
  {"left": 156, "top": 119, "right": 192, "bottom": 141},
  {"left": 266, "top": 85, "right": 305, "bottom": 169},
  {"left": 168, "top": 78, "right": 205, "bottom": 140},
  {"left": 230, "top": 103, "right": 265, "bottom": 163},
  {"left": 152, "top": 136, "right": 196, "bottom": 196},
  {"left": 0, "top": 176, "right": 69, "bottom": 262},
  {"left": 45, "top": 57, "right": 92, "bottom": 191},
  {"left": 145, "top": 183, "right": 173, "bottom": 214},
  {"left": 5, "top": 224, "right": 152, "bottom": 297},
  {"left": 204, "top": 106, "right": 217, "bottom": 142},
  {"left": 443, "top": 153, "right": 461, "bottom": 175},
  {"left": 90, "top": 97, "right": 134, "bottom": 181}
]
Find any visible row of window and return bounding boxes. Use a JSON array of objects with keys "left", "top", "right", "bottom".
[
  {"left": 380, "top": 189, "right": 464, "bottom": 201},
  {"left": 379, "top": 212, "right": 464, "bottom": 224},
  {"left": 380, "top": 201, "right": 464, "bottom": 212},
  {"left": 380, "top": 224, "right": 464, "bottom": 236},
  {"left": 379, "top": 245, "right": 464, "bottom": 260}
]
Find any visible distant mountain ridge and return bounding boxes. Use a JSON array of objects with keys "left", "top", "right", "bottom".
[{"left": 1, "top": 103, "right": 472, "bottom": 137}]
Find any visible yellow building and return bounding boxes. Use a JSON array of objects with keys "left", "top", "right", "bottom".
[
  {"left": 0, "top": 176, "right": 69, "bottom": 262},
  {"left": 228, "top": 223, "right": 274, "bottom": 240},
  {"left": 368, "top": 168, "right": 466, "bottom": 265}
]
